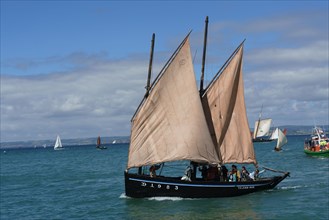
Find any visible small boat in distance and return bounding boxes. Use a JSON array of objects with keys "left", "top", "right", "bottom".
[
  {"left": 124, "top": 17, "right": 289, "bottom": 198},
  {"left": 271, "top": 128, "right": 288, "bottom": 151},
  {"left": 96, "top": 136, "right": 107, "bottom": 150},
  {"left": 54, "top": 135, "right": 64, "bottom": 150},
  {"left": 252, "top": 106, "right": 274, "bottom": 143},
  {"left": 304, "top": 127, "right": 329, "bottom": 156}
]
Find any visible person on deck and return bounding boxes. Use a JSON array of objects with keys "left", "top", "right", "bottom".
[
  {"left": 249, "top": 169, "right": 265, "bottom": 180},
  {"left": 241, "top": 166, "right": 250, "bottom": 181},
  {"left": 181, "top": 166, "right": 193, "bottom": 181},
  {"left": 221, "top": 165, "right": 228, "bottom": 182},
  {"left": 149, "top": 164, "right": 161, "bottom": 178},
  {"left": 149, "top": 165, "right": 157, "bottom": 178},
  {"left": 199, "top": 165, "right": 208, "bottom": 180},
  {"left": 229, "top": 165, "right": 241, "bottom": 182},
  {"left": 249, "top": 169, "right": 259, "bottom": 180}
]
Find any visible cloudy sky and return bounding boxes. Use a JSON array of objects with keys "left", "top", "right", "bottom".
[{"left": 1, "top": 1, "right": 328, "bottom": 142}]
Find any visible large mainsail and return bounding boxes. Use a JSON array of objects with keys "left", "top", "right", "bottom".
[
  {"left": 127, "top": 35, "right": 220, "bottom": 169},
  {"left": 202, "top": 44, "right": 257, "bottom": 164}
]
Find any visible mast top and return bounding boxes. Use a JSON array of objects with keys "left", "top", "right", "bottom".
[
  {"left": 199, "top": 16, "right": 209, "bottom": 97},
  {"left": 145, "top": 33, "right": 155, "bottom": 98}
]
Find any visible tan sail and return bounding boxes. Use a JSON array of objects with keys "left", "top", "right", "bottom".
[
  {"left": 202, "top": 44, "right": 257, "bottom": 164},
  {"left": 127, "top": 36, "right": 220, "bottom": 169}
]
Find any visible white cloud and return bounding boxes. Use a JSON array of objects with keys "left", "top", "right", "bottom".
[
  {"left": 1, "top": 56, "right": 150, "bottom": 142},
  {"left": 248, "top": 40, "right": 328, "bottom": 64},
  {"left": 244, "top": 49, "right": 328, "bottom": 126}
]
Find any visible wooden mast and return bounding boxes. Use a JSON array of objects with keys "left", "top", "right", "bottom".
[
  {"left": 145, "top": 33, "right": 155, "bottom": 98},
  {"left": 139, "top": 33, "right": 155, "bottom": 175},
  {"left": 199, "top": 16, "right": 209, "bottom": 97},
  {"left": 254, "top": 104, "right": 263, "bottom": 139},
  {"left": 191, "top": 16, "right": 209, "bottom": 179}
]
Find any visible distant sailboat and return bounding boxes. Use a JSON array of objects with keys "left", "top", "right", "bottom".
[
  {"left": 271, "top": 128, "right": 288, "bottom": 151},
  {"left": 270, "top": 128, "right": 287, "bottom": 140},
  {"left": 54, "top": 135, "right": 64, "bottom": 150},
  {"left": 96, "top": 136, "right": 107, "bottom": 150},
  {"left": 252, "top": 106, "right": 273, "bottom": 142}
]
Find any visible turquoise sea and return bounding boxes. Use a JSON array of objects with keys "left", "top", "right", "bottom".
[{"left": 1, "top": 135, "right": 328, "bottom": 219}]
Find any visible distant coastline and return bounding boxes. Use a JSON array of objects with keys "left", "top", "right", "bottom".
[
  {"left": 1, "top": 125, "right": 328, "bottom": 149},
  {"left": 0, "top": 136, "right": 130, "bottom": 149}
]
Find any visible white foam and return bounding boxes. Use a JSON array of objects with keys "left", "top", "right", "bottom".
[
  {"left": 119, "top": 193, "right": 128, "bottom": 199},
  {"left": 147, "top": 197, "right": 184, "bottom": 201},
  {"left": 279, "top": 185, "right": 303, "bottom": 190}
]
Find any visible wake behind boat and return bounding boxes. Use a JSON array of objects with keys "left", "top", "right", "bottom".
[{"left": 124, "top": 17, "right": 289, "bottom": 198}]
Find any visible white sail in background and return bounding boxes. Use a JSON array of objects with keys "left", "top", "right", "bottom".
[
  {"left": 275, "top": 129, "right": 288, "bottom": 151},
  {"left": 54, "top": 135, "right": 63, "bottom": 150},
  {"left": 253, "top": 118, "right": 272, "bottom": 139},
  {"left": 270, "top": 127, "right": 279, "bottom": 140}
]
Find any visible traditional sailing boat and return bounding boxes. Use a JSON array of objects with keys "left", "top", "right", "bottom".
[
  {"left": 270, "top": 128, "right": 288, "bottom": 151},
  {"left": 124, "top": 17, "right": 289, "bottom": 198},
  {"left": 54, "top": 135, "right": 64, "bottom": 150},
  {"left": 96, "top": 136, "right": 107, "bottom": 150},
  {"left": 252, "top": 106, "right": 273, "bottom": 142}
]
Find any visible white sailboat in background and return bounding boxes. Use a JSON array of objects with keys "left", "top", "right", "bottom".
[
  {"left": 54, "top": 135, "right": 64, "bottom": 150},
  {"left": 271, "top": 128, "right": 288, "bottom": 151},
  {"left": 252, "top": 106, "right": 273, "bottom": 142},
  {"left": 269, "top": 127, "right": 284, "bottom": 140}
]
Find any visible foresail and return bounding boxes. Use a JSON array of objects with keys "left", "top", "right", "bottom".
[
  {"left": 202, "top": 43, "right": 256, "bottom": 164},
  {"left": 127, "top": 36, "right": 219, "bottom": 169}
]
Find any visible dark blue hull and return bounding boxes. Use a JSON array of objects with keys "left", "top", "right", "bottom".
[{"left": 124, "top": 171, "right": 289, "bottom": 198}]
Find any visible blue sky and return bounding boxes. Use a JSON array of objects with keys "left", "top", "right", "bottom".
[{"left": 1, "top": 1, "right": 328, "bottom": 142}]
